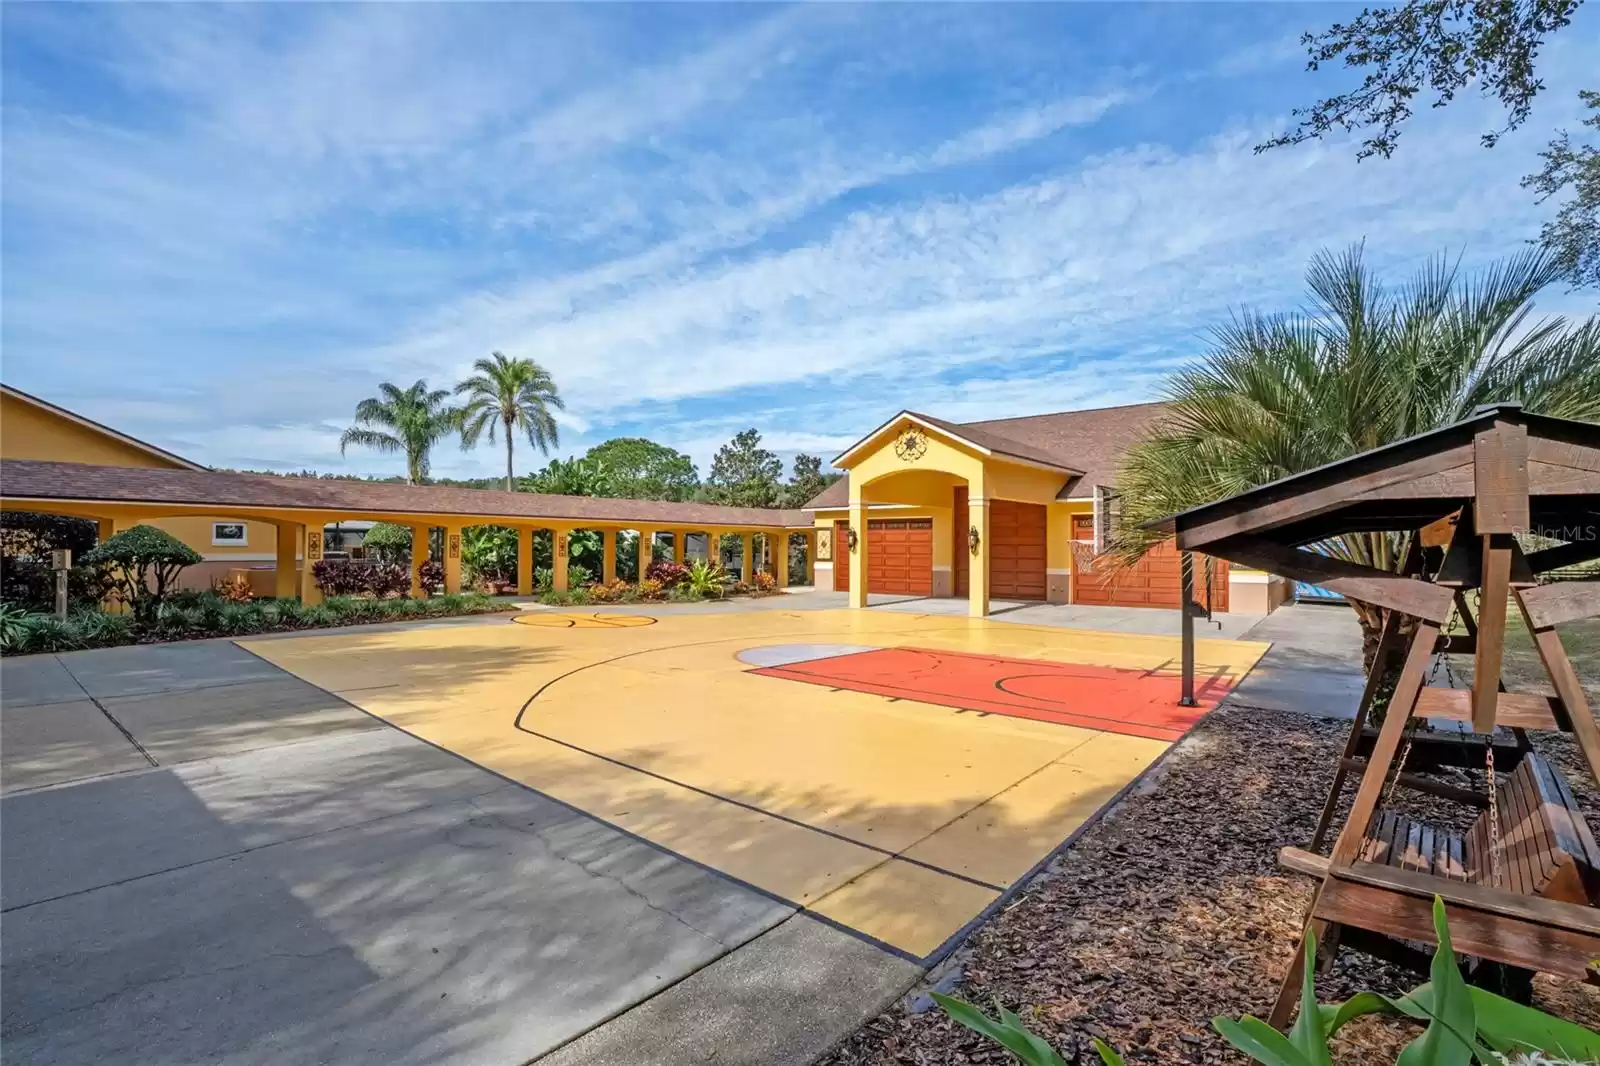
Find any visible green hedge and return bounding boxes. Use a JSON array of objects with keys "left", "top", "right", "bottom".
[{"left": 0, "top": 591, "right": 506, "bottom": 656}]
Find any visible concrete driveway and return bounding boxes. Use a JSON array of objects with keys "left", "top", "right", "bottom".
[{"left": 0, "top": 634, "right": 917, "bottom": 1066}]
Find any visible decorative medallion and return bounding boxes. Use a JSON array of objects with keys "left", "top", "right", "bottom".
[
  {"left": 306, "top": 532, "right": 324, "bottom": 561},
  {"left": 447, "top": 534, "right": 460, "bottom": 560},
  {"left": 894, "top": 428, "right": 928, "bottom": 462}
]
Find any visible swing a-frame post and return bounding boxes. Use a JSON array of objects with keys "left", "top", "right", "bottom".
[{"left": 1149, "top": 404, "right": 1600, "bottom": 1030}]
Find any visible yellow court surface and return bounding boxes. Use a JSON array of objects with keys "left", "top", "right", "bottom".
[{"left": 242, "top": 609, "right": 1267, "bottom": 961}]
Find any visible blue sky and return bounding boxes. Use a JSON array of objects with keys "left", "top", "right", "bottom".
[{"left": 3, "top": 4, "right": 1595, "bottom": 482}]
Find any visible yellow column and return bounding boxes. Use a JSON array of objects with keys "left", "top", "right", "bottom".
[
  {"left": 443, "top": 527, "right": 462, "bottom": 594},
  {"left": 805, "top": 530, "right": 816, "bottom": 585},
  {"left": 848, "top": 500, "right": 868, "bottom": 608},
  {"left": 410, "top": 525, "right": 429, "bottom": 597},
  {"left": 638, "top": 529, "right": 654, "bottom": 579},
  {"left": 775, "top": 532, "right": 790, "bottom": 587},
  {"left": 275, "top": 522, "right": 299, "bottom": 600},
  {"left": 517, "top": 527, "right": 534, "bottom": 595},
  {"left": 551, "top": 526, "right": 569, "bottom": 592},
  {"left": 968, "top": 493, "right": 990, "bottom": 618},
  {"left": 602, "top": 530, "right": 617, "bottom": 583},
  {"left": 741, "top": 533, "right": 754, "bottom": 584},
  {"left": 678, "top": 530, "right": 692, "bottom": 563},
  {"left": 301, "top": 522, "right": 325, "bottom": 605}
]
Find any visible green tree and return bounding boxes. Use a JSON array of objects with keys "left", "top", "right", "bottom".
[
  {"left": 784, "top": 453, "right": 840, "bottom": 508},
  {"left": 706, "top": 429, "right": 783, "bottom": 508},
  {"left": 523, "top": 456, "right": 613, "bottom": 497},
  {"left": 82, "top": 525, "right": 202, "bottom": 623},
  {"left": 361, "top": 522, "right": 415, "bottom": 566},
  {"left": 339, "top": 380, "right": 460, "bottom": 484},
  {"left": 1110, "top": 244, "right": 1600, "bottom": 651},
  {"left": 455, "top": 351, "right": 564, "bottom": 491},
  {"left": 1262, "top": 0, "right": 1597, "bottom": 285},
  {"left": 1525, "top": 90, "right": 1600, "bottom": 288},
  {"left": 582, "top": 438, "right": 699, "bottom": 500}
]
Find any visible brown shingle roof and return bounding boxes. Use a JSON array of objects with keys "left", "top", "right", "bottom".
[
  {"left": 964, "top": 401, "right": 1171, "bottom": 498},
  {"left": 805, "top": 401, "right": 1172, "bottom": 509},
  {"left": 0, "top": 460, "right": 813, "bottom": 528},
  {"left": 906, "top": 412, "right": 1085, "bottom": 473}
]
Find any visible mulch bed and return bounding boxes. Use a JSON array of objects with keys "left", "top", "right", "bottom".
[{"left": 818, "top": 702, "right": 1600, "bottom": 1065}]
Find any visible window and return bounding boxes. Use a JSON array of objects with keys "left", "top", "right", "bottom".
[{"left": 211, "top": 522, "right": 248, "bottom": 547}]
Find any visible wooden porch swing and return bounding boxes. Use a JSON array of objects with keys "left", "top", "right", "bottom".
[{"left": 1153, "top": 403, "right": 1600, "bottom": 1029}]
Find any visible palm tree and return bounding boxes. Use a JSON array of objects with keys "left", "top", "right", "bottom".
[
  {"left": 455, "top": 352, "right": 565, "bottom": 491},
  {"left": 1110, "top": 244, "right": 1600, "bottom": 655},
  {"left": 339, "top": 380, "right": 460, "bottom": 485}
]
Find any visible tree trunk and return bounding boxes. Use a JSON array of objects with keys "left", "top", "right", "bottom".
[
  {"left": 504, "top": 420, "right": 515, "bottom": 492},
  {"left": 1356, "top": 603, "right": 1418, "bottom": 723}
]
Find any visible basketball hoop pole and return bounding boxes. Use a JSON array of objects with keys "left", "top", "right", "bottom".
[{"left": 1179, "top": 550, "right": 1197, "bottom": 707}]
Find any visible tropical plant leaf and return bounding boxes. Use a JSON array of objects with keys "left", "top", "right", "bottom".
[
  {"left": 1090, "top": 1037, "right": 1127, "bottom": 1065},
  {"left": 1403, "top": 983, "right": 1600, "bottom": 1061},
  {"left": 1394, "top": 898, "right": 1477, "bottom": 1066},
  {"left": 1288, "top": 927, "right": 1334, "bottom": 1066},
  {"left": 1212, "top": 1016, "right": 1316, "bottom": 1066},
  {"left": 931, "top": 993, "right": 1069, "bottom": 1066},
  {"left": 1320, "top": 992, "right": 1401, "bottom": 1038}
]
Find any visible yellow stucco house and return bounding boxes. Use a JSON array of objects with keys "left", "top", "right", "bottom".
[
  {"left": 3, "top": 382, "right": 1285, "bottom": 615},
  {"left": 806, "top": 404, "right": 1288, "bottom": 616},
  {"left": 0, "top": 384, "right": 297, "bottom": 591}
]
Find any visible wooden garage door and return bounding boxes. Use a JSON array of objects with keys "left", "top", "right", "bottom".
[
  {"left": 834, "top": 519, "right": 934, "bottom": 596},
  {"left": 868, "top": 519, "right": 933, "bottom": 596},
  {"left": 990, "top": 500, "right": 1047, "bottom": 601},
  {"left": 1071, "top": 538, "right": 1229, "bottom": 610}
]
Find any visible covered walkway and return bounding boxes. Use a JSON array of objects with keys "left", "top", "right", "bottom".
[{"left": 0, "top": 459, "right": 816, "bottom": 603}]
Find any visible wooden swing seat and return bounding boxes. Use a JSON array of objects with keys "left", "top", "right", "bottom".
[
  {"left": 1361, "top": 754, "right": 1599, "bottom": 904},
  {"left": 1281, "top": 753, "right": 1600, "bottom": 905}
]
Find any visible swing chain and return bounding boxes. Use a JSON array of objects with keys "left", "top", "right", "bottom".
[{"left": 1486, "top": 744, "right": 1503, "bottom": 887}]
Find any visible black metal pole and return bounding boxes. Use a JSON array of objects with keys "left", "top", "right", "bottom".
[{"left": 1179, "top": 550, "right": 1197, "bottom": 707}]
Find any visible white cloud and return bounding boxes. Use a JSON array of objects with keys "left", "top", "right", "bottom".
[{"left": 3, "top": 5, "right": 1595, "bottom": 484}]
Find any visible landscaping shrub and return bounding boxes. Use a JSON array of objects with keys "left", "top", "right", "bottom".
[
  {"left": 419, "top": 560, "right": 444, "bottom": 595},
  {"left": 636, "top": 578, "right": 665, "bottom": 600},
  {"left": 211, "top": 573, "right": 256, "bottom": 603},
  {"left": 1, "top": 512, "right": 115, "bottom": 613},
  {"left": 750, "top": 570, "right": 778, "bottom": 594},
  {"left": 0, "top": 590, "right": 504, "bottom": 655},
  {"left": 684, "top": 560, "right": 729, "bottom": 599},
  {"left": 462, "top": 525, "right": 518, "bottom": 587},
  {"left": 645, "top": 559, "right": 690, "bottom": 588},
  {"left": 586, "top": 579, "right": 635, "bottom": 603},
  {"left": 82, "top": 525, "right": 202, "bottom": 623},
  {"left": 311, "top": 558, "right": 410, "bottom": 597}
]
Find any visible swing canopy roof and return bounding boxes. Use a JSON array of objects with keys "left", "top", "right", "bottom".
[{"left": 1149, "top": 403, "right": 1600, "bottom": 552}]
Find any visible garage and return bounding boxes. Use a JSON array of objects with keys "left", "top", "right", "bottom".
[
  {"left": 833, "top": 518, "right": 933, "bottom": 596},
  {"left": 1071, "top": 538, "right": 1229, "bottom": 610},
  {"left": 988, "top": 500, "right": 1047, "bottom": 600}
]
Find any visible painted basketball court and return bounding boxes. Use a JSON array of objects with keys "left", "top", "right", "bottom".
[{"left": 243, "top": 608, "right": 1267, "bottom": 961}]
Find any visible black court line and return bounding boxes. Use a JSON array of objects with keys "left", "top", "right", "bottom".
[
  {"left": 229, "top": 638, "right": 925, "bottom": 966},
  {"left": 239, "top": 615, "right": 1271, "bottom": 967},
  {"left": 509, "top": 634, "right": 1007, "bottom": 894}
]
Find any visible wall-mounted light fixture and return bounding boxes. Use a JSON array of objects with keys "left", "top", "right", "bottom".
[
  {"left": 968, "top": 525, "right": 981, "bottom": 556},
  {"left": 846, "top": 527, "right": 860, "bottom": 553}
]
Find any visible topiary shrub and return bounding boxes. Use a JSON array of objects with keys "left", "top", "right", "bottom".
[
  {"left": 361, "top": 521, "right": 415, "bottom": 565},
  {"left": 82, "top": 525, "right": 202, "bottom": 623}
]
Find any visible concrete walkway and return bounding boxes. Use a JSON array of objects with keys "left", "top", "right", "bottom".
[{"left": 0, "top": 639, "right": 916, "bottom": 1066}]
